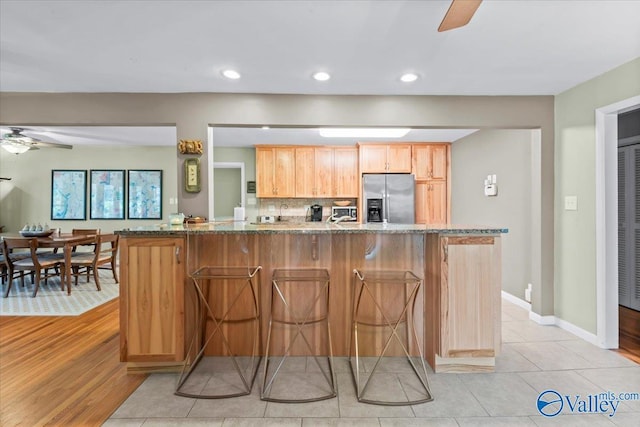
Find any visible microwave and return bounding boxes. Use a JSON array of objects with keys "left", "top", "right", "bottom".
[{"left": 331, "top": 206, "right": 357, "bottom": 221}]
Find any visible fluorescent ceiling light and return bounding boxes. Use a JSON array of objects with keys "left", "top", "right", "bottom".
[
  {"left": 400, "top": 73, "right": 418, "bottom": 83},
  {"left": 222, "top": 69, "right": 241, "bottom": 79},
  {"left": 1, "top": 141, "right": 30, "bottom": 154},
  {"left": 261, "top": 126, "right": 270, "bottom": 130},
  {"left": 319, "top": 128, "right": 411, "bottom": 138},
  {"left": 313, "top": 71, "right": 331, "bottom": 81}
]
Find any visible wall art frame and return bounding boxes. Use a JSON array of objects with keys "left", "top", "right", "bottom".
[
  {"left": 51, "top": 169, "right": 87, "bottom": 220},
  {"left": 127, "top": 169, "right": 162, "bottom": 219},
  {"left": 90, "top": 169, "right": 125, "bottom": 219}
]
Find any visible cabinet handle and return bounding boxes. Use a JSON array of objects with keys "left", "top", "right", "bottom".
[{"left": 175, "top": 246, "right": 181, "bottom": 264}]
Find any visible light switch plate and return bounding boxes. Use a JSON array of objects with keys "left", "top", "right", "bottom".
[{"left": 564, "top": 196, "right": 578, "bottom": 211}]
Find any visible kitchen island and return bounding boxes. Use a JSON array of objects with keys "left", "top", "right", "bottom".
[{"left": 117, "top": 222, "right": 506, "bottom": 374}]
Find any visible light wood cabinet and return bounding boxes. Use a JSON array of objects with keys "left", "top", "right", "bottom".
[
  {"left": 256, "top": 146, "right": 296, "bottom": 197},
  {"left": 414, "top": 143, "right": 450, "bottom": 224},
  {"left": 359, "top": 144, "right": 412, "bottom": 173},
  {"left": 333, "top": 147, "right": 358, "bottom": 197},
  {"left": 413, "top": 144, "right": 448, "bottom": 180},
  {"left": 295, "top": 147, "right": 333, "bottom": 197},
  {"left": 273, "top": 146, "right": 358, "bottom": 198},
  {"left": 425, "top": 234, "right": 502, "bottom": 372},
  {"left": 415, "top": 181, "right": 448, "bottom": 224},
  {"left": 120, "top": 236, "right": 185, "bottom": 364}
]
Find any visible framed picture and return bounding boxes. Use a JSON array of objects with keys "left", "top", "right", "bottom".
[
  {"left": 51, "top": 170, "right": 87, "bottom": 220},
  {"left": 90, "top": 170, "right": 125, "bottom": 219},
  {"left": 184, "top": 158, "right": 201, "bottom": 193},
  {"left": 127, "top": 170, "right": 162, "bottom": 219}
]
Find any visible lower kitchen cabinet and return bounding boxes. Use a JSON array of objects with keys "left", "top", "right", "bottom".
[
  {"left": 425, "top": 234, "right": 502, "bottom": 372},
  {"left": 119, "top": 236, "right": 186, "bottom": 367}
]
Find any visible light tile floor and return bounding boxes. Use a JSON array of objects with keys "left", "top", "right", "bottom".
[{"left": 105, "top": 299, "right": 639, "bottom": 426}]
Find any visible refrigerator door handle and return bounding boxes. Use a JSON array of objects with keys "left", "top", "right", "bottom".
[{"left": 383, "top": 189, "right": 389, "bottom": 222}]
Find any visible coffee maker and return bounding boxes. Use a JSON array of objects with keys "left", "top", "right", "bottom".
[
  {"left": 366, "top": 199, "right": 383, "bottom": 222},
  {"left": 310, "top": 204, "right": 323, "bottom": 221}
]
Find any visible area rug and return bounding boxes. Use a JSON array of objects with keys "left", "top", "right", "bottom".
[{"left": 0, "top": 271, "right": 119, "bottom": 316}]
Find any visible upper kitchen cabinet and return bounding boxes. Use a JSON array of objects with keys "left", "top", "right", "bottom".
[
  {"left": 412, "top": 144, "right": 449, "bottom": 180},
  {"left": 333, "top": 147, "right": 358, "bottom": 197},
  {"left": 295, "top": 147, "right": 333, "bottom": 197},
  {"left": 359, "top": 143, "right": 412, "bottom": 173},
  {"left": 256, "top": 146, "right": 296, "bottom": 198}
]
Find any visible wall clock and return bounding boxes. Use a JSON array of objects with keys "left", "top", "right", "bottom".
[{"left": 184, "top": 158, "right": 200, "bottom": 193}]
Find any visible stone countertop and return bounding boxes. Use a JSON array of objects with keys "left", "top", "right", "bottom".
[{"left": 116, "top": 221, "right": 508, "bottom": 235}]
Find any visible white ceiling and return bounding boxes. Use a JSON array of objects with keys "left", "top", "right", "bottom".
[{"left": 1, "top": 0, "right": 638, "bottom": 147}]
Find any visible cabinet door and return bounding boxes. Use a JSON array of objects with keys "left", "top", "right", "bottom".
[
  {"left": 427, "top": 181, "right": 447, "bottom": 224},
  {"left": 430, "top": 145, "right": 448, "bottom": 180},
  {"left": 413, "top": 144, "right": 448, "bottom": 180},
  {"left": 256, "top": 147, "right": 276, "bottom": 197},
  {"left": 274, "top": 147, "right": 296, "bottom": 197},
  {"left": 315, "top": 147, "right": 334, "bottom": 197},
  {"left": 415, "top": 181, "right": 447, "bottom": 224},
  {"left": 415, "top": 182, "right": 428, "bottom": 223},
  {"left": 440, "top": 236, "right": 500, "bottom": 358},
  {"left": 359, "top": 145, "right": 388, "bottom": 173},
  {"left": 386, "top": 144, "right": 412, "bottom": 173},
  {"left": 295, "top": 147, "right": 316, "bottom": 197},
  {"left": 413, "top": 146, "right": 431, "bottom": 180},
  {"left": 333, "top": 147, "right": 358, "bottom": 197},
  {"left": 120, "top": 237, "right": 185, "bottom": 362}
]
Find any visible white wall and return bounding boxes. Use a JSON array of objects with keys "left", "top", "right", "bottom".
[
  {"left": 451, "top": 129, "right": 533, "bottom": 300},
  {"left": 0, "top": 145, "right": 177, "bottom": 233}
]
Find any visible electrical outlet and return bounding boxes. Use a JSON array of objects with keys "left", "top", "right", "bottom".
[
  {"left": 268, "top": 204, "right": 276, "bottom": 212},
  {"left": 564, "top": 196, "right": 578, "bottom": 211},
  {"left": 525, "top": 283, "right": 532, "bottom": 302}
]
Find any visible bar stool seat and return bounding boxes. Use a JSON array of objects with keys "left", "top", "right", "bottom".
[
  {"left": 261, "top": 268, "right": 336, "bottom": 403},
  {"left": 176, "top": 265, "right": 262, "bottom": 399},
  {"left": 349, "top": 269, "right": 433, "bottom": 405}
]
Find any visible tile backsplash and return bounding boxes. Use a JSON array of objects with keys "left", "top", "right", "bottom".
[{"left": 257, "top": 198, "right": 357, "bottom": 221}]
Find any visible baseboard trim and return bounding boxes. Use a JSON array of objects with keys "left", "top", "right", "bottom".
[
  {"left": 501, "top": 291, "right": 531, "bottom": 311},
  {"left": 501, "top": 291, "right": 600, "bottom": 346}
]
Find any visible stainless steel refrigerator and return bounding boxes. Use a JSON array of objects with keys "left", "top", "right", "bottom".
[{"left": 362, "top": 174, "right": 415, "bottom": 224}]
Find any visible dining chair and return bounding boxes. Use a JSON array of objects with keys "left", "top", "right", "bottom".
[
  {"left": 65, "top": 233, "right": 119, "bottom": 290},
  {"left": 1, "top": 237, "right": 62, "bottom": 298},
  {"left": 70, "top": 228, "right": 100, "bottom": 281}
]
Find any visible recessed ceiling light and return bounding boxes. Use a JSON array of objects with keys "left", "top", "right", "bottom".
[
  {"left": 222, "top": 69, "right": 241, "bottom": 80},
  {"left": 400, "top": 73, "right": 418, "bottom": 83},
  {"left": 313, "top": 71, "right": 331, "bottom": 81},
  {"left": 319, "top": 128, "right": 411, "bottom": 138}
]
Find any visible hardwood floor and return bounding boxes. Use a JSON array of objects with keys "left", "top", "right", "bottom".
[
  {"left": 0, "top": 299, "right": 147, "bottom": 426},
  {"left": 619, "top": 305, "right": 640, "bottom": 364}
]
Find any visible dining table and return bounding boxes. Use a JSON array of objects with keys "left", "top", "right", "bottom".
[{"left": 1, "top": 232, "right": 96, "bottom": 295}]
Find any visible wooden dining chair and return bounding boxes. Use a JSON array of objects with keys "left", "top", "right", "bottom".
[
  {"left": 65, "top": 233, "right": 119, "bottom": 291},
  {"left": 1, "top": 237, "right": 62, "bottom": 298}
]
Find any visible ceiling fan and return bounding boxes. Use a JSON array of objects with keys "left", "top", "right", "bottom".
[
  {"left": 438, "top": 0, "right": 483, "bottom": 32},
  {"left": 0, "top": 127, "right": 72, "bottom": 154}
]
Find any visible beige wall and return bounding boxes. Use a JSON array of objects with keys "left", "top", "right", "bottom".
[
  {"left": 554, "top": 57, "right": 640, "bottom": 333},
  {"left": 0, "top": 92, "right": 555, "bottom": 316},
  {"left": 0, "top": 145, "right": 177, "bottom": 233},
  {"left": 451, "top": 129, "right": 533, "bottom": 300}
]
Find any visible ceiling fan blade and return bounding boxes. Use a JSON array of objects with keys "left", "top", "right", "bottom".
[
  {"left": 29, "top": 140, "right": 72, "bottom": 149},
  {"left": 438, "top": 0, "right": 482, "bottom": 32}
]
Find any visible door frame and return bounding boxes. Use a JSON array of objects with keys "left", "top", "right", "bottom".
[
  {"left": 595, "top": 95, "right": 640, "bottom": 348},
  {"left": 211, "top": 162, "right": 245, "bottom": 219}
]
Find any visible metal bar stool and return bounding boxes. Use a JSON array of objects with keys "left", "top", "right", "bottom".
[
  {"left": 176, "top": 265, "right": 262, "bottom": 398},
  {"left": 349, "top": 269, "right": 433, "bottom": 405},
  {"left": 261, "top": 268, "right": 336, "bottom": 403}
]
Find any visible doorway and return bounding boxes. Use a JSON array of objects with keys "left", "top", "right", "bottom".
[
  {"left": 213, "top": 162, "right": 245, "bottom": 220},
  {"left": 595, "top": 94, "right": 640, "bottom": 351}
]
